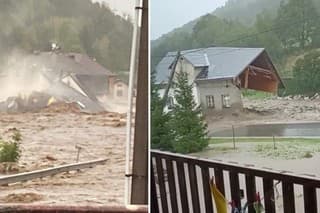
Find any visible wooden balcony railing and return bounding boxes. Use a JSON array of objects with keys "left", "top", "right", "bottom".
[{"left": 151, "top": 150, "right": 320, "bottom": 213}]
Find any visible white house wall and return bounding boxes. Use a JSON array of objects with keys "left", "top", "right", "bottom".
[
  {"left": 197, "top": 80, "right": 243, "bottom": 111},
  {"left": 157, "top": 59, "right": 243, "bottom": 113},
  {"left": 158, "top": 59, "right": 202, "bottom": 112}
]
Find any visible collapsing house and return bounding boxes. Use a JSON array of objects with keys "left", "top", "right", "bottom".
[
  {"left": 0, "top": 51, "right": 127, "bottom": 113},
  {"left": 155, "top": 47, "right": 284, "bottom": 114}
]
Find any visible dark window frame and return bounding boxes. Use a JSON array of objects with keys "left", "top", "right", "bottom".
[{"left": 206, "top": 95, "right": 215, "bottom": 108}]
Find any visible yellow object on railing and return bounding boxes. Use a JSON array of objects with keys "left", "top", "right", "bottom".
[{"left": 210, "top": 177, "right": 227, "bottom": 213}]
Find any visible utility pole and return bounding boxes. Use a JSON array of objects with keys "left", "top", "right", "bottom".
[
  {"left": 162, "top": 51, "right": 181, "bottom": 112},
  {"left": 130, "top": 0, "right": 148, "bottom": 204}
]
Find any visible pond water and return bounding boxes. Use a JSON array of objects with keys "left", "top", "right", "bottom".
[{"left": 211, "top": 122, "right": 320, "bottom": 137}]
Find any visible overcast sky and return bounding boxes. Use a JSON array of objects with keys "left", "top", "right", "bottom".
[
  {"left": 92, "top": 1, "right": 229, "bottom": 40},
  {"left": 151, "top": 0, "right": 228, "bottom": 40}
]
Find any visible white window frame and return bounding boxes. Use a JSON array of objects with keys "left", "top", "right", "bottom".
[{"left": 222, "top": 94, "right": 231, "bottom": 108}]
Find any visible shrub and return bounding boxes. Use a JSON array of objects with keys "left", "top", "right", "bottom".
[
  {"left": 0, "top": 141, "right": 20, "bottom": 162},
  {"left": 0, "top": 130, "right": 22, "bottom": 163}
]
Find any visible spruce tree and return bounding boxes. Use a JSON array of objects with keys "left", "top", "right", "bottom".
[
  {"left": 169, "top": 71, "right": 208, "bottom": 154},
  {"left": 151, "top": 70, "right": 173, "bottom": 151}
]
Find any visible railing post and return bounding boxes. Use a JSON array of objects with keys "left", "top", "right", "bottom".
[
  {"left": 151, "top": 163, "right": 159, "bottom": 213},
  {"left": 214, "top": 168, "right": 225, "bottom": 196},
  {"left": 176, "top": 161, "right": 189, "bottom": 212},
  {"left": 245, "top": 175, "right": 256, "bottom": 213},
  {"left": 282, "top": 181, "right": 295, "bottom": 213},
  {"left": 303, "top": 185, "right": 317, "bottom": 213},
  {"left": 155, "top": 157, "right": 168, "bottom": 213},
  {"left": 188, "top": 163, "right": 201, "bottom": 212},
  {"left": 165, "top": 159, "right": 178, "bottom": 212},
  {"left": 263, "top": 178, "right": 276, "bottom": 213},
  {"left": 229, "top": 171, "right": 241, "bottom": 208},
  {"left": 201, "top": 166, "right": 214, "bottom": 213}
]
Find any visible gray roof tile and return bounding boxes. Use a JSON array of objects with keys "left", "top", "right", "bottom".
[{"left": 155, "top": 47, "right": 265, "bottom": 83}]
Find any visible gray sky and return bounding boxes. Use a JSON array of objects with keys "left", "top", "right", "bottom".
[{"left": 151, "top": 0, "right": 228, "bottom": 40}]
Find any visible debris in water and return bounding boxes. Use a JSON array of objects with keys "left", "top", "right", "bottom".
[{"left": 2, "top": 192, "right": 43, "bottom": 203}]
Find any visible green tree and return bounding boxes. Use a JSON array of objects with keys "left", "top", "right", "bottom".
[
  {"left": 169, "top": 71, "right": 208, "bottom": 154},
  {"left": 192, "top": 14, "right": 250, "bottom": 47},
  {"left": 151, "top": 70, "right": 173, "bottom": 150},
  {"left": 254, "top": 12, "right": 284, "bottom": 64},
  {"left": 0, "top": 0, "right": 132, "bottom": 73},
  {"left": 293, "top": 50, "right": 320, "bottom": 94},
  {"left": 275, "top": 0, "right": 319, "bottom": 50}
]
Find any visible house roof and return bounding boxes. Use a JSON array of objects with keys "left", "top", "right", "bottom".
[
  {"left": 27, "top": 52, "right": 113, "bottom": 76},
  {"left": 66, "top": 53, "right": 115, "bottom": 76},
  {"left": 155, "top": 47, "right": 266, "bottom": 84}
]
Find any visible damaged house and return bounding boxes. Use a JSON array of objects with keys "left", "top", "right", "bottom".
[
  {"left": 155, "top": 47, "right": 284, "bottom": 114},
  {"left": 66, "top": 53, "right": 121, "bottom": 98},
  {"left": 0, "top": 51, "right": 127, "bottom": 113}
]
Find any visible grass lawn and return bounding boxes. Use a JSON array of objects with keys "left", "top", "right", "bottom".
[{"left": 242, "top": 90, "right": 274, "bottom": 99}]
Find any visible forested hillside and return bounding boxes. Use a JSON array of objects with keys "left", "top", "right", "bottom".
[
  {"left": 0, "top": 0, "right": 133, "bottom": 72},
  {"left": 213, "top": 0, "right": 285, "bottom": 26},
  {"left": 151, "top": 0, "right": 320, "bottom": 94}
]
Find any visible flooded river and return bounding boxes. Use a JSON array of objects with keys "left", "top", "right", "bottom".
[{"left": 211, "top": 122, "right": 320, "bottom": 137}]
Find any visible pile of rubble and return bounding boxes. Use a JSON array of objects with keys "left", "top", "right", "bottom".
[
  {"left": 274, "top": 93, "right": 320, "bottom": 101},
  {"left": 2, "top": 193, "right": 43, "bottom": 203},
  {"left": 0, "top": 90, "right": 105, "bottom": 114},
  {"left": 41, "top": 102, "right": 82, "bottom": 113},
  {"left": 0, "top": 92, "right": 50, "bottom": 113},
  {"left": 243, "top": 95, "right": 320, "bottom": 121}
]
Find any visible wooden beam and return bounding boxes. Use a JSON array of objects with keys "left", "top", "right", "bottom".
[
  {"left": 0, "top": 159, "right": 107, "bottom": 186},
  {"left": 244, "top": 68, "right": 249, "bottom": 89},
  {"left": 249, "top": 65, "right": 273, "bottom": 74},
  {"left": 249, "top": 65, "right": 277, "bottom": 81}
]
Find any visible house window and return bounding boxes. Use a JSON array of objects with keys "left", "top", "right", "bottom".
[
  {"left": 206, "top": 95, "right": 215, "bottom": 108},
  {"left": 167, "top": 97, "right": 174, "bottom": 109},
  {"left": 222, "top": 94, "right": 231, "bottom": 108},
  {"left": 117, "top": 89, "right": 123, "bottom": 97}
]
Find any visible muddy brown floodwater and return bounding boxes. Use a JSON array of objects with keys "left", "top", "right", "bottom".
[{"left": 0, "top": 111, "right": 128, "bottom": 205}]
